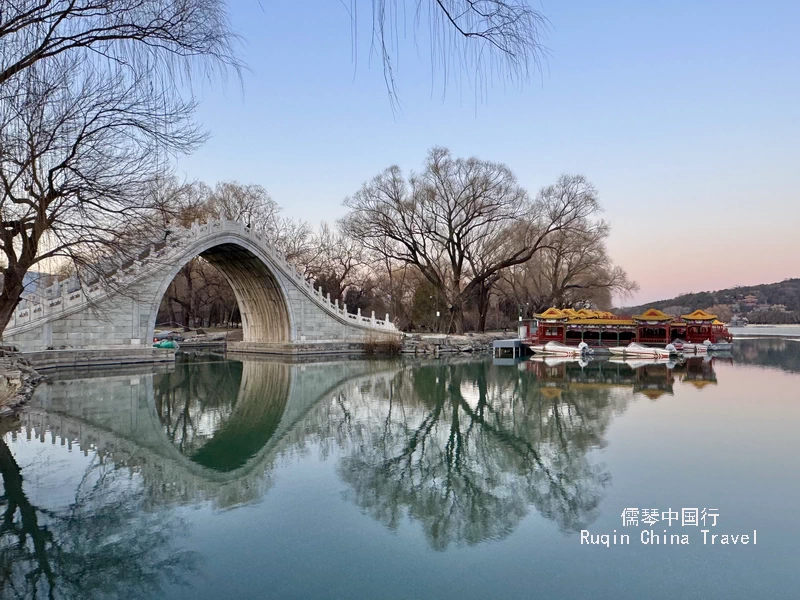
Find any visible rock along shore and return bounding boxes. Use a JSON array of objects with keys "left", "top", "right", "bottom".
[
  {"left": 401, "top": 331, "right": 513, "bottom": 355},
  {"left": 0, "top": 351, "right": 45, "bottom": 417}
]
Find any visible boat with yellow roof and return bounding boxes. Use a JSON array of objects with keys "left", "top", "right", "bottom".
[{"left": 522, "top": 307, "right": 733, "bottom": 353}]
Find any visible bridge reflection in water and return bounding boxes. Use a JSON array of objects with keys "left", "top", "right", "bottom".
[
  {"left": 154, "top": 356, "right": 290, "bottom": 472},
  {"left": 1, "top": 353, "right": 727, "bottom": 595}
]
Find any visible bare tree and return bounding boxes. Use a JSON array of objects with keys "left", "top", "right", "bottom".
[
  {"left": 499, "top": 217, "right": 638, "bottom": 313},
  {"left": 0, "top": 0, "right": 239, "bottom": 87},
  {"left": 206, "top": 182, "right": 279, "bottom": 231},
  {"left": 149, "top": 177, "right": 212, "bottom": 229},
  {"left": 265, "top": 217, "right": 313, "bottom": 268},
  {"left": 0, "top": 58, "right": 204, "bottom": 332},
  {"left": 342, "top": 148, "right": 601, "bottom": 332},
  {"left": 0, "top": 0, "right": 238, "bottom": 335},
  {"left": 158, "top": 256, "right": 238, "bottom": 328},
  {"left": 306, "top": 223, "right": 369, "bottom": 304}
]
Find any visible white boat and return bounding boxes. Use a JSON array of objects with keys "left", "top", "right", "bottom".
[
  {"left": 703, "top": 340, "right": 733, "bottom": 352},
  {"left": 680, "top": 342, "right": 708, "bottom": 355},
  {"left": 607, "top": 343, "right": 675, "bottom": 359},
  {"left": 529, "top": 341, "right": 592, "bottom": 357},
  {"left": 671, "top": 338, "right": 707, "bottom": 354}
]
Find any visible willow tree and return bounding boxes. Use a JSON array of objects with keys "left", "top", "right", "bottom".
[
  {"left": 0, "top": 0, "right": 238, "bottom": 87},
  {"left": 499, "top": 217, "right": 638, "bottom": 314},
  {"left": 367, "top": 0, "right": 547, "bottom": 103},
  {"left": 0, "top": 0, "right": 239, "bottom": 334},
  {"left": 342, "top": 148, "right": 602, "bottom": 332}
]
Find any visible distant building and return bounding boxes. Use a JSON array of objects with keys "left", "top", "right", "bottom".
[
  {"left": 743, "top": 294, "right": 759, "bottom": 308},
  {"left": 771, "top": 304, "right": 787, "bottom": 312}
]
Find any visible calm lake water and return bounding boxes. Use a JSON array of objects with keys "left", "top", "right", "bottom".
[{"left": 1, "top": 337, "right": 799, "bottom": 599}]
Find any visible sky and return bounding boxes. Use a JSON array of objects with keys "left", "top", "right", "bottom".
[{"left": 176, "top": 0, "right": 800, "bottom": 306}]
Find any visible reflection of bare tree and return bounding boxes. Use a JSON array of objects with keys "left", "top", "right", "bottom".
[
  {"left": 0, "top": 437, "right": 197, "bottom": 599},
  {"left": 316, "top": 361, "right": 616, "bottom": 550},
  {"left": 733, "top": 338, "right": 800, "bottom": 373},
  {"left": 154, "top": 354, "right": 243, "bottom": 455},
  {"left": 153, "top": 356, "right": 291, "bottom": 472}
]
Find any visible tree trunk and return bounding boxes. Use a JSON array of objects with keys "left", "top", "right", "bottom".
[
  {"left": 0, "top": 265, "right": 27, "bottom": 335},
  {"left": 449, "top": 304, "right": 465, "bottom": 334},
  {"left": 184, "top": 270, "right": 194, "bottom": 328},
  {"left": 477, "top": 284, "right": 490, "bottom": 333},
  {"left": 0, "top": 438, "right": 56, "bottom": 590},
  {"left": 169, "top": 299, "right": 177, "bottom": 328}
]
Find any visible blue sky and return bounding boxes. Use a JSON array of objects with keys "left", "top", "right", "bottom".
[{"left": 177, "top": 0, "right": 800, "bottom": 304}]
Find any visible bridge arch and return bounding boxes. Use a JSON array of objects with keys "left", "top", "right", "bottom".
[
  {"left": 2, "top": 218, "right": 399, "bottom": 352},
  {"left": 147, "top": 232, "right": 295, "bottom": 344}
]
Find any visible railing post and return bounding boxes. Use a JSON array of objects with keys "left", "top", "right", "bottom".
[{"left": 371, "top": 311, "right": 376, "bottom": 325}]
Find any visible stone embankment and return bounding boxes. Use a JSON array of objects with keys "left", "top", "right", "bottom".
[
  {"left": 401, "top": 331, "right": 513, "bottom": 355},
  {"left": 0, "top": 351, "right": 44, "bottom": 417}
]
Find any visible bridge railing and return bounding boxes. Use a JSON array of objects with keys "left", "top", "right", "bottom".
[{"left": 8, "top": 230, "right": 193, "bottom": 331}]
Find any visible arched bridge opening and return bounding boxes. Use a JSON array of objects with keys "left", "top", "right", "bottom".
[{"left": 155, "top": 243, "right": 291, "bottom": 344}]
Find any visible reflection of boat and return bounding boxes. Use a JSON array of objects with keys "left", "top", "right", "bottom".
[
  {"left": 527, "top": 356, "right": 590, "bottom": 368},
  {"left": 525, "top": 353, "right": 719, "bottom": 398},
  {"left": 703, "top": 340, "right": 733, "bottom": 352},
  {"left": 680, "top": 355, "right": 718, "bottom": 388},
  {"left": 608, "top": 343, "right": 675, "bottom": 359},
  {"left": 530, "top": 341, "right": 591, "bottom": 357},
  {"left": 608, "top": 357, "right": 678, "bottom": 369}
]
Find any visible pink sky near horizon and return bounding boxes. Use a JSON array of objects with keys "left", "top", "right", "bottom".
[{"left": 606, "top": 194, "right": 800, "bottom": 307}]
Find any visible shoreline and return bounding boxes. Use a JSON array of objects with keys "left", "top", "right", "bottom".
[
  {"left": 0, "top": 353, "right": 44, "bottom": 417},
  {"left": 729, "top": 325, "right": 800, "bottom": 337}
]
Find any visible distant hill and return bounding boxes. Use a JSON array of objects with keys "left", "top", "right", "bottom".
[{"left": 618, "top": 278, "right": 800, "bottom": 322}]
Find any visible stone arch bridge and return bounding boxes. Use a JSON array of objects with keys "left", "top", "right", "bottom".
[{"left": 3, "top": 219, "right": 399, "bottom": 353}]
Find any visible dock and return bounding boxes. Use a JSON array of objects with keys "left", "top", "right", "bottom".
[{"left": 492, "top": 338, "right": 524, "bottom": 358}]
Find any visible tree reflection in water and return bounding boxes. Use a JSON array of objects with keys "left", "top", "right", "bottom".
[
  {"left": 153, "top": 355, "right": 291, "bottom": 472},
  {"left": 318, "top": 359, "right": 618, "bottom": 550},
  {"left": 0, "top": 421, "right": 197, "bottom": 600},
  {"left": 732, "top": 337, "right": 800, "bottom": 373}
]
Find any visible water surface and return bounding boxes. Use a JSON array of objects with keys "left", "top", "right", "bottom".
[{"left": 1, "top": 339, "right": 799, "bottom": 599}]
